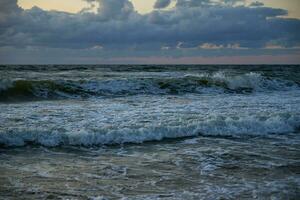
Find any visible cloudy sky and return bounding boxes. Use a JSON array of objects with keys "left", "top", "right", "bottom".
[{"left": 0, "top": 0, "right": 300, "bottom": 64}]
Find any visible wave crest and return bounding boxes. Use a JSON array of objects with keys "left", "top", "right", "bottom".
[
  {"left": 0, "top": 113, "right": 299, "bottom": 147},
  {"left": 0, "top": 72, "right": 298, "bottom": 101}
]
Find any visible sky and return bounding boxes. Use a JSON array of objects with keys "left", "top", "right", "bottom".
[{"left": 0, "top": 0, "right": 300, "bottom": 64}]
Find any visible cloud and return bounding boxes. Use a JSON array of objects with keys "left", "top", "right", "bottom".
[
  {"left": 0, "top": 0, "right": 21, "bottom": 23},
  {"left": 222, "top": 0, "right": 245, "bottom": 6},
  {"left": 250, "top": 1, "right": 264, "bottom": 7},
  {"left": 175, "top": 0, "right": 245, "bottom": 7},
  {"left": 154, "top": 0, "right": 171, "bottom": 9},
  {"left": 199, "top": 43, "right": 224, "bottom": 49},
  {"left": 174, "top": 42, "right": 248, "bottom": 50},
  {"left": 0, "top": 0, "right": 20, "bottom": 13},
  {"left": 175, "top": 0, "right": 212, "bottom": 7},
  {"left": 96, "top": 0, "right": 135, "bottom": 20},
  {"left": 0, "top": 0, "right": 299, "bottom": 63}
]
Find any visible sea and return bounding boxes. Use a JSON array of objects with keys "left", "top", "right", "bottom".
[{"left": 0, "top": 65, "right": 300, "bottom": 199}]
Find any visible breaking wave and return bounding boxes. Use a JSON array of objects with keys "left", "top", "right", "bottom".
[
  {"left": 0, "top": 113, "right": 299, "bottom": 147},
  {"left": 0, "top": 72, "right": 298, "bottom": 101}
]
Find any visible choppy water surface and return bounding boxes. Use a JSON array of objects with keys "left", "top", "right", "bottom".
[{"left": 0, "top": 65, "right": 300, "bottom": 199}]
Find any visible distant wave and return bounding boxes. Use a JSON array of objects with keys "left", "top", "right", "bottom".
[
  {"left": 0, "top": 72, "right": 298, "bottom": 102},
  {"left": 0, "top": 112, "right": 299, "bottom": 147}
]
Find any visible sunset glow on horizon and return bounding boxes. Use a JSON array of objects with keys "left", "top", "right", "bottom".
[
  {"left": 18, "top": 0, "right": 157, "bottom": 14},
  {"left": 18, "top": 0, "right": 300, "bottom": 18}
]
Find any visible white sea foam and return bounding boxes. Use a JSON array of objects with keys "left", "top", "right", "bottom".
[
  {"left": 1, "top": 112, "right": 299, "bottom": 147},
  {"left": 1, "top": 71, "right": 298, "bottom": 101},
  {"left": 188, "top": 72, "right": 298, "bottom": 92},
  {"left": 78, "top": 72, "right": 299, "bottom": 94},
  {"left": 0, "top": 79, "right": 13, "bottom": 92},
  {"left": 1, "top": 68, "right": 300, "bottom": 147}
]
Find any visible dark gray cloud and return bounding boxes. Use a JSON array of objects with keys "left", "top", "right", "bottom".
[
  {"left": 222, "top": 0, "right": 245, "bottom": 6},
  {"left": 0, "top": 0, "right": 20, "bottom": 13},
  {"left": 0, "top": 0, "right": 21, "bottom": 24},
  {"left": 91, "top": 0, "right": 136, "bottom": 20},
  {"left": 175, "top": 0, "right": 245, "bottom": 7},
  {"left": 154, "top": 0, "right": 172, "bottom": 9},
  {"left": 175, "top": 0, "right": 212, "bottom": 7},
  {"left": 0, "top": 0, "right": 299, "bottom": 62}
]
